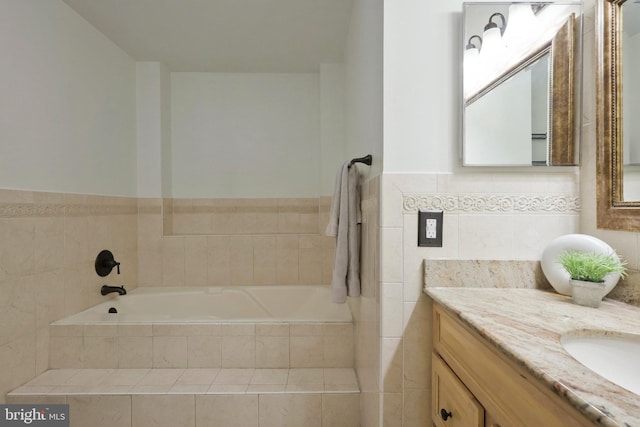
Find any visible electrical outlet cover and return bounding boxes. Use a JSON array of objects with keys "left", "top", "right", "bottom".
[{"left": 418, "top": 210, "right": 443, "bottom": 247}]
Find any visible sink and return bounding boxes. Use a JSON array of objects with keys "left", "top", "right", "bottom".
[{"left": 561, "top": 331, "right": 640, "bottom": 395}]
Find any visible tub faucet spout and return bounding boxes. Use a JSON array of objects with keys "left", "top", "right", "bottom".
[{"left": 101, "top": 285, "right": 126, "bottom": 296}]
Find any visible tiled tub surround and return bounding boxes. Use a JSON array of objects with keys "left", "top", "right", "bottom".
[
  {"left": 166, "top": 197, "right": 324, "bottom": 235},
  {"left": 1, "top": 187, "right": 366, "bottom": 425},
  {"left": 139, "top": 197, "right": 336, "bottom": 287},
  {"left": 49, "top": 322, "right": 354, "bottom": 370},
  {"left": 426, "top": 288, "right": 640, "bottom": 427},
  {"left": 8, "top": 368, "right": 360, "bottom": 427},
  {"left": 0, "top": 189, "right": 138, "bottom": 402},
  {"left": 48, "top": 283, "right": 354, "bottom": 369}
]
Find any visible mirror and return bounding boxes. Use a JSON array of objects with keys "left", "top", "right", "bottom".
[
  {"left": 462, "top": 2, "right": 581, "bottom": 166},
  {"left": 596, "top": 0, "right": 640, "bottom": 230}
]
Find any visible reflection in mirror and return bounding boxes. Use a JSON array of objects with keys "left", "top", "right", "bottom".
[
  {"left": 596, "top": 0, "right": 640, "bottom": 231},
  {"left": 462, "top": 2, "right": 581, "bottom": 167},
  {"left": 622, "top": 1, "right": 640, "bottom": 200},
  {"left": 465, "top": 52, "right": 549, "bottom": 166}
]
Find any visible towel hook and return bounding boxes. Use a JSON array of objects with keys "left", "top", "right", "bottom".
[{"left": 349, "top": 154, "right": 372, "bottom": 168}]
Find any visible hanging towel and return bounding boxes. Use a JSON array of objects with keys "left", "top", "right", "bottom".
[{"left": 326, "top": 161, "right": 361, "bottom": 303}]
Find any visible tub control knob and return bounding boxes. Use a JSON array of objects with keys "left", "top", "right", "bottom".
[{"left": 95, "top": 250, "right": 121, "bottom": 277}]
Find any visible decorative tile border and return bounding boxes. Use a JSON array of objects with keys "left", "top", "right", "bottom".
[
  {"left": 169, "top": 198, "right": 320, "bottom": 215},
  {"left": 0, "top": 201, "right": 138, "bottom": 218},
  {"left": 403, "top": 194, "right": 580, "bottom": 213}
]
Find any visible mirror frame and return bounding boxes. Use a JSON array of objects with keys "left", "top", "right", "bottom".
[
  {"left": 596, "top": 0, "right": 640, "bottom": 230},
  {"left": 462, "top": 9, "right": 578, "bottom": 166}
]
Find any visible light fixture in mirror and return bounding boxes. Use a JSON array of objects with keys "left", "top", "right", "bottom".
[
  {"left": 462, "top": 2, "right": 582, "bottom": 167},
  {"left": 596, "top": 0, "right": 640, "bottom": 230}
]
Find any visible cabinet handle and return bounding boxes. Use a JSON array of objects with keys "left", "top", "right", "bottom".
[{"left": 440, "top": 408, "right": 453, "bottom": 421}]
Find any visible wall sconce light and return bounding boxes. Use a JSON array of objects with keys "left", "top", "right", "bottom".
[
  {"left": 464, "top": 35, "right": 483, "bottom": 89},
  {"left": 481, "top": 12, "right": 506, "bottom": 60},
  {"left": 484, "top": 12, "right": 506, "bottom": 35},
  {"left": 464, "top": 3, "right": 572, "bottom": 100},
  {"left": 465, "top": 35, "right": 483, "bottom": 54},
  {"left": 502, "top": 5, "right": 539, "bottom": 49}
]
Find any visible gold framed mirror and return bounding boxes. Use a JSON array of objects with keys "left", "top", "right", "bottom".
[{"left": 596, "top": 0, "right": 640, "bottom": 230}]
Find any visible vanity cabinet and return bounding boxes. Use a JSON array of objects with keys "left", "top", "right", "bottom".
[
  {"left": 432, "top": 353, "right": 483, "bottom": 427},
  {"left": 431, "top": 303, "right": 593, "bottom": 427}
]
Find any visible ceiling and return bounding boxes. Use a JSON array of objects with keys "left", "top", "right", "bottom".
[{"left": 62, "top": 0, "right": 354, "bottom": 72}]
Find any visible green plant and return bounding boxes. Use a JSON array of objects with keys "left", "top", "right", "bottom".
[{"left": 558, "top": 250, "right": 627, "bottom": 283}]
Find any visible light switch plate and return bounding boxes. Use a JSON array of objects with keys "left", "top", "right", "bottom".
[{"left": 418, "top": 210, "right": 443, "bottom": 247}]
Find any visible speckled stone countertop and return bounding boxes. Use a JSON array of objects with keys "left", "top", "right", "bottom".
[{"left": 424, "top": 287, "right": 640, "bottom": 427}]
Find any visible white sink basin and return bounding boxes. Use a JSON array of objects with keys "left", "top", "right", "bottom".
[{"left": 561, "top": 332, "right": 640, "bottom": 395}]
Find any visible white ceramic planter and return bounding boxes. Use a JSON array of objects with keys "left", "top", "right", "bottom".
[
  {"left": 541, "top": 234, "right": 622, "bottom": 296},
  {"left": 571, "top": 279, "right": 608, "bottom": 308}
]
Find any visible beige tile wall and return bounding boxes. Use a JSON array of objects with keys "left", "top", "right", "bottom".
[
  {"left": 349, "top": 175, "right": 381, "bottom": 427},
  {"left": 139, "top": 198, "right": 336, "bottom": 286},
  {"left": 0, "top": 189, "right": 347, "bottom": 397},
  {"left": 380, "top": 171, "right": 581, "bottom": 427},
  {"left": 49, "top": 322, "right": 353, "bottom": 369},
  {"left": 168, "top": 198, "right": 320, "bottom": 235},
  {"left": 0, "top": 189, "right": 138, "bottom": 402}
]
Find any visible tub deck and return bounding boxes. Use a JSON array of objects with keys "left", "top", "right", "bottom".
[
  {"left": 9, "top": 367, "right": 359, "bottom": 396},
  {"left": 52, "top": 286, "right": 352, "bottom": 324}
]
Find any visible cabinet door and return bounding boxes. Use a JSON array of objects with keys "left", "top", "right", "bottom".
[
  {"left": 433, "top": 304, "right": 593, "bottom": 427},
  {"left": 432, "top": 353, "right": 484, "bottom": 427}
]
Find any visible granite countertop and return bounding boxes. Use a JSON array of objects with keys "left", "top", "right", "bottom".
[{"left": 424, "top": 287, "right": 640, "bottom": 427}]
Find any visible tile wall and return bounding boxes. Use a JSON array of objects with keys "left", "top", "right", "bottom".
[
  {"left": 167, "top": 198, "right": 321, "bottom": 235},
  {"left": 48, "top": 322, "right": 354, "bottom": 370},
  {"left": 139, "top": 198, "right": 336, "bottom": 287},
  {"left": 380, "top": 171, "right": 581, "bottom": 426},
  {"left": 350, "top": 175, "right": 381, "bottom": 427},
  {"left": 0, "top": 189, "right": 138, "bottom": 402}
]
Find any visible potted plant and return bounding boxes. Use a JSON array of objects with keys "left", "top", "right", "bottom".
[{"left": 558, "top": 250, "right": 627, "bottom": 307}]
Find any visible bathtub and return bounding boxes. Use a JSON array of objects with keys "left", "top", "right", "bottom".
[{"left": 52, "top": 285, "right": 352, "bottom": 324}]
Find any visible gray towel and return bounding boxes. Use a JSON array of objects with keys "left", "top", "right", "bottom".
[{"left": 326, "top": 161, "right": 361, "bottom": 303}]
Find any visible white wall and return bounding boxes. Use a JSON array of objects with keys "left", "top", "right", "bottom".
[
  {"left": 0, "top": 0, "right": 137, "bottom": 196},
  {"left": 344, "top": 0, "right": 384, "bottom": 177},
  {"left": 161, "top": 65, "right": 173, "bottom": 198},
  {"left": 170, "top": 72, "right": 321, "bottom": 198},
  {"left": 320, "top": 64, "right": 347, "bottom": 195},
  {"left": 384, "top": 0, "right": 459, "bottom": 173},
  {"left": 136, "top": 62, "right": 172, "bottom": 198}
]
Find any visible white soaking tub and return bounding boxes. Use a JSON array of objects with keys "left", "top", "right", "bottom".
[{"left": 52, "top": 285, "right": 352, "bottom": 324}]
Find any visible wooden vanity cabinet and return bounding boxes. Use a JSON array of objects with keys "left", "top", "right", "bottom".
[
  {"left": 431, "top": 303, "right": 593, "bottom": 427},
  {"left": 432, "top": 353, "right": 483, "bottom": 427}
]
